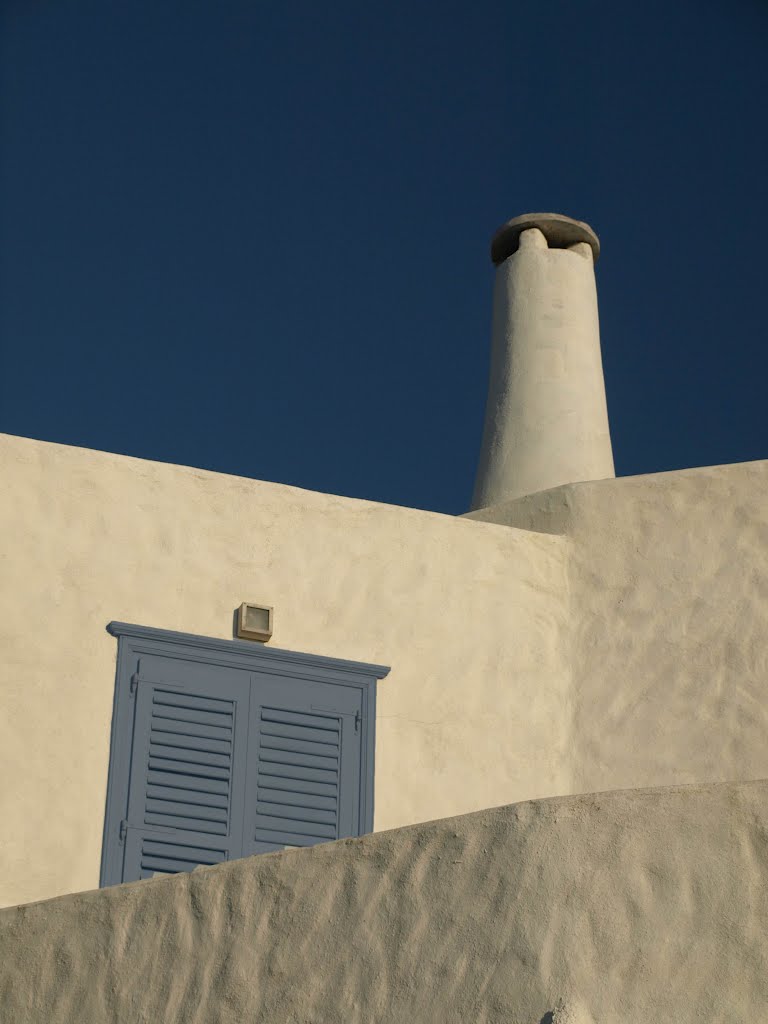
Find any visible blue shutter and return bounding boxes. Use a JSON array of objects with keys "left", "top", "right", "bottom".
[
  {"left": 242, "top": 675, "right": 363, "bottom": 855},
  {"left": 121, "top": 660, "right": 250, "bottom": 881},
  {"left": 102, "top": 624, "right": 386, "bottom": 888}
]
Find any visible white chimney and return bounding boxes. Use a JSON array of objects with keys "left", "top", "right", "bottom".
[{"left": 471, "top": 212, "right": 615, "bottom": 510}]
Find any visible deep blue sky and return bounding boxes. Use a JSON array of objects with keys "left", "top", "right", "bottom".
[{"left": 1, "top": 2, "right": 766, "bottom": 514}]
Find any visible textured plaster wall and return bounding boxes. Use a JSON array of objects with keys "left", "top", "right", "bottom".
[
  {"left": 0, "top": 432, "right": 571, "bottom": 908},
  {"left": 1, "top": 780, "right": 766, "bottom": 1023},
  {"left": 468, "top": 458, "right": 768, "bottom": 795}
]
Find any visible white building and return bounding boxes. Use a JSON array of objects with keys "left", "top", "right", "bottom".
[{"left": 1, "top": 214, "right": 766, "bottom": 1022}]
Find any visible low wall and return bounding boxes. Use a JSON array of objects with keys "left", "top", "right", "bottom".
[
  {"left": 1, "top": 780, "right": 766, "bottom": 1023},
  {"left": 0, "top": 433, "right": 571, "bottom": 906},
  {"left": 468, "top": 458, "right": 768, "bottom": 796}
]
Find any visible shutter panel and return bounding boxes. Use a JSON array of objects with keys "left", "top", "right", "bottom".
[
  {"left": 123, "top": 833, "right": 230, "bottom": 879},
  {"left": 103, "top": 625, "right": 385, "bottom": 890},
  {"left": 242, "top": 676, "right": 363, "bottom": 855},
  {"left": 121, "top": 662, "right": 250, "bottom": 882}
]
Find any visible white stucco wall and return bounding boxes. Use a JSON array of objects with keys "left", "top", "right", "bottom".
[
  {"left": 5, "top": 431, "right": 767, "bottom": 910},
  {"left": 468, "top": 457, "right": 768, "bottom": 796},
  {"left": 0, "top": 432, "right": 571, "bottom": 908},
  {"left": 2, "top": 780, "right": 766, "bottom": 1023}
]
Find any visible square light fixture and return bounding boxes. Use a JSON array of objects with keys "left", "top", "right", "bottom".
[{"left": 236, "top": 602, "right": 273, "bottom": 642}]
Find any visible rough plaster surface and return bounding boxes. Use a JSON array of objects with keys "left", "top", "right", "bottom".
[
  {"left": 468, "top": 458, "right": 768, "bottom": 796},
  {"left": 0, "top": 432, "right": 571, "bottom": 907},
  {"left": 472, "top": 227, "right": 614, "bottom": 509},
  {"left": 1, "top": 780, "right": 766, "bottom": 1023}
]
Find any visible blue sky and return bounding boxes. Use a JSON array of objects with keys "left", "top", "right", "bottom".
[{"left": 1, "top": 1, "right": 766, "bottom": 514}]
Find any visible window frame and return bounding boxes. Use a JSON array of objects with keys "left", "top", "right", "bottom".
[{"left": 100, "top": 621, "right": 389, "bottom": 888}]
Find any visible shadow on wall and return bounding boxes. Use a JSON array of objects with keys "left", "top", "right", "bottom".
[{"left": 540, "top": 1000, "right": 594, "bottom": 1024}]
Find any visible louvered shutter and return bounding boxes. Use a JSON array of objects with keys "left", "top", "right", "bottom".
[
  {"left": 121, "top": 660, "right": 250, "bottom": 881},
  {"left": 102, "top": 624, "right": 385, "bottom": 888},
  {"left": 242, "top": 674, "right": 363, "bottom": 855}
]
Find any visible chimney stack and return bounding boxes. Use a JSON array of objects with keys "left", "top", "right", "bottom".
[{"left": 471, "top": 212, "right": 615, "bottom": 510}]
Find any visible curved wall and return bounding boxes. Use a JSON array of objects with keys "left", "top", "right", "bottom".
[{"left": 1, "top": 780, "right": 766, "bottom": 1023}]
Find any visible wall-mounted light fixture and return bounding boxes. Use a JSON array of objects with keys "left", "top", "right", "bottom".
[{"left": 236, "top": 602, "right": 273, "bottom": 642}]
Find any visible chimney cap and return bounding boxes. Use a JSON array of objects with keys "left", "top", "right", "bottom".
[{"left": 491, "top": 212, "right": 600, "bottom": 266}]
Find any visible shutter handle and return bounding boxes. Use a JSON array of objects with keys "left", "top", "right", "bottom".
[{"left": 354, "top": 709, "right": 361, "bottom": 733}]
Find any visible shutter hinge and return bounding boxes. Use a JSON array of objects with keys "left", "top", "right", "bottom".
[
  {"left": 119, "top": 819, "right": 128, "bottom": 843},
  {"left": 130, "top": 672, "right": 139, "bottom": 695}
]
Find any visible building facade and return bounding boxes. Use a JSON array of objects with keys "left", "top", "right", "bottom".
[{"left": 1, "top": 214, "right": 766, "bottom": 1021}]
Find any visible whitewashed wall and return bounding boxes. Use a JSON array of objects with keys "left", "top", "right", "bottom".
[{"left": 0, "top": 433, "right": 570, "bottom": 907}]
